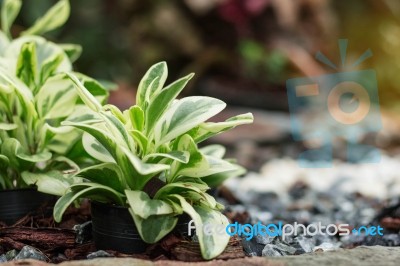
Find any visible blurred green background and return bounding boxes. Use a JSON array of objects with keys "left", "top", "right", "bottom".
[{"left": 12, "top": 0, "right": 400, "bottom": 111}]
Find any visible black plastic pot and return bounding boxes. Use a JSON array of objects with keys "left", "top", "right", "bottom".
[
  {"left": 91, "top": 201, "right": 196, "bottom": 253},
  {"left": 0, "top": 188, "right": 55, "bottom": 225},
  {"left": 175, "top": 213, "right": 193, "bottom": 237},
  {"left": 91, "top": 201, "right": 148, "bottom": 254}
]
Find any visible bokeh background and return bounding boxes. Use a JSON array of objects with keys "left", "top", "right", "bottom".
[{"left": 12, "top": 0, "right": 400, "bottom": 171}]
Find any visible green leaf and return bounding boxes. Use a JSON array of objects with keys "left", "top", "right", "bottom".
[
  {"left": 181, "top": 191, "right": 217, "bottom": 209},
  {"left": 125, "top": 190, "right": 174, "bottom": 219},
  {"left": 0, "top": 154, "right": 10, "bottom": 169},
  {"left": 154, "top": 96, "right": 226, "bottom": 146},
  {"left": 62, "top": 121, "right": 120, "bottom": 159},
  {"left": 0, "top": 123, "right": 17, "bottom": 130},
  {"left": 63, "top": 121, "right": 166, "bottom": 190},
  {"left": 77, "top": 163, "right": 125, "bottom": 193},
  {"left": 0, "top": 63, "right": 36, "bottom": 120},
  {"left": 22, "top": 0, "right": 70, "bottom": 36},
  {"left": 70, "top": 183, "right": 125, "bottom": 202},
  {"left": 198, "top": 155, "right": 238, "bottom": 177},
  {"left": 143, "top": 151, "right": 189, "bottom": 164},
  {"left": 35, "top": 74, "right": 78, "bottom": 119},
  {"left": 21, "top": 170, "right": 73, "bottom": 196},
  {"left": 39, "top": 52, "right": 64, "bottom": 84},
  {"left": 169, "top": 195, "right": 230, "bottom": 260},
  {"left": 193, "top": 113, "right": 254, "bottom": 143},
  {"left": 53, "top": 183, "right": 125, "bottom": 223},
  {"left": 154, "top": 181, "right": 209, "bottom": 199},
  {"left": 52, "top": 156, "right": 80, "bottom": 171},
  {"left": 168, "top": 135, "right": 208, "bottom": 181},
  {"left": 102, "top": 104, "right": 126, "bottom": 123},
  {"left": 137, "top": 61, "right": 167, "bottom": 108},
  {"left": 200, "top": 144, "right": 226, "bottom": 159},
  {"left": 0, "top": 31, "right": 10, "bottom": 55},
  {"left": 129, "top": 130, "right": 148, "bottom": 155},
  {"left": 82, "top": 132, "right": 114, "bottom": 163},
  {"left": 59, "top": 43, "right": 82, "bottom": 63},
  {"left": 1, "top": 0, "right": 21, "bottom": 37},
  {"left": 66, "top": 72, "right": 102, "bottom": 112},
  {"left": 128, "top": 105, "right": 144, "bottom": 131},
  {"left": 1, "top": 138, "right": 52, "bottom": 169},
  {"left": 201, "top": 164, "right": 245, "bottom": 188},
  {"left": 5, "top": 36, "right": 72, "bottom": 76},
  {"left": 16, "top": 42, "right": 37, "bottom": 89},
  {"left": 72, "top": 72, "right": 109, "bottom": 104},
  {"left": 130, "top": 210, "right": 177, "bottom": 244},
  {"left": 145, "top": 73, "right": 194, "bottom": 134},
  {"left": 121, "top": 146, "right": 170, "bottom": 189},
  {"left": 100, "top": 111, "right": 134, "bottom": 150}
]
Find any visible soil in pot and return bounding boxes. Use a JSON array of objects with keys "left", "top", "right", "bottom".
[{"left": 0, "top": 188, "right": 55, "bottom": 225}]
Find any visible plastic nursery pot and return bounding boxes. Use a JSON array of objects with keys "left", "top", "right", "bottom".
[
  {"left": 174, "top": 213, "right": 193, "bottom": 237},
  {"left": 0, "top": 188, "right": 55, "bottom": 225},
  {"left": 91, "top": 201, "right": 148, "bottom": 254}
]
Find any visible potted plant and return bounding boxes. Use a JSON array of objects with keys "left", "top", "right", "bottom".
[
  {"left": 53, "top": 62, "right": 253, "bottom": 259},
  {"left": 0, "top": 0, "right": 108, "bottom": 224}
]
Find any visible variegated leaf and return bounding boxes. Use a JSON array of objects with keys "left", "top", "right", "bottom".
[
  {"left": 143, "top": 151, "right": 189, "bottom": 164},
  {"left": 16, "top": 42, "right": 37, "bottom": 89},
  {"left": 53, "top": 183, "right": 125, "bottom": 223},
  {"left": 127, "top": 105, "right": 144, "bottom": 131},
  {"left": 21, "top": 170, "right": 74, "bottom": 196},
  {"left": 136, "top": 61, "right": 167, "bottom": 108},
  {"left": 0, "top": 123, "right": 17, "bottom": 130},
  {"left": 198, "top": 155, "right": 238, "bottom": 177},
  {"left": 168, "top": 135, "right": 208, "bottom": 181},
  {"left": 77, "top": 163, "right": 125, "bottom": 193},
  {"left": 82, "top": 132, "right": 114, "bottom": 163},
  {"left": 145, "top": 73, "right": 194, "bottom": 134},
  {"left": 169, "top": 195, "right": 230, "bottom": 260},
  {"left": 59, "top": 43, "right": 82, "bottom": 62},
  {"left": 154, "top": 181, "right": 209, "bottom": 199},
  {"left": 193, "top": 113, "right": 254, "bottom": 143},
  {"left": 66, "top": 72, "right": 101, "bottom": 112},
  {"left": 5, "top": 36, "right": 72, "bottom": 74},
  {"left": 200, "top": 144, "right": 226, "bottom": 159},
  {"left": 130, "top": 210, "right": 177, "bottom": 244},
  {"left": 125, "top": 190, "right": 174, "bottom": 219},
  {"left": 22, "top": 0, "right": 70, "bottom": 36},
  {"left": 35, "top": 74, "right": 77, "bottom": 119},
  {"left": 154, "top": 96, "right": 226, "bottom": 145},
  {"left": 1, "top": 0, "right": 21, "bottom": 37},
  {"left": 201, "top": 164, "right": 245, "bottom": 188}
]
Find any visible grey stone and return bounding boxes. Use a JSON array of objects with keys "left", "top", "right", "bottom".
[
  {"left": 0, "top": 254, "right": 7, "bottom": 263},
  {"left": 261, "top": 244, "right": 282, "bottom": 257},
  {"left": 14, "top": 246, "right": 47, "bottom": 261},
  {"left": 73, "top": 221, "right": 92, "bottom": 244},
  {"left": 5, "top": 250, "right": 17, "bottom": 261},
  {"left": 241, "top": 238, "right": 264, "bottom": 256},
  {"left": 273, "top": 242, "right": 297, "bottom": 255},
  {"left": 382, "top": 234, "right": 400, "bottom": 246},
  {"left": 313, "top": 242, "right": 341, "bottom": 252},
  {"left": 255, "top": 234, "right": 275, "bottom": 245},
  {"left": 295, "top": 235, "right": 315, "bottom": 253},
  {"left": 86, "top": 250, "right": 113, "bottom": 260}
]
